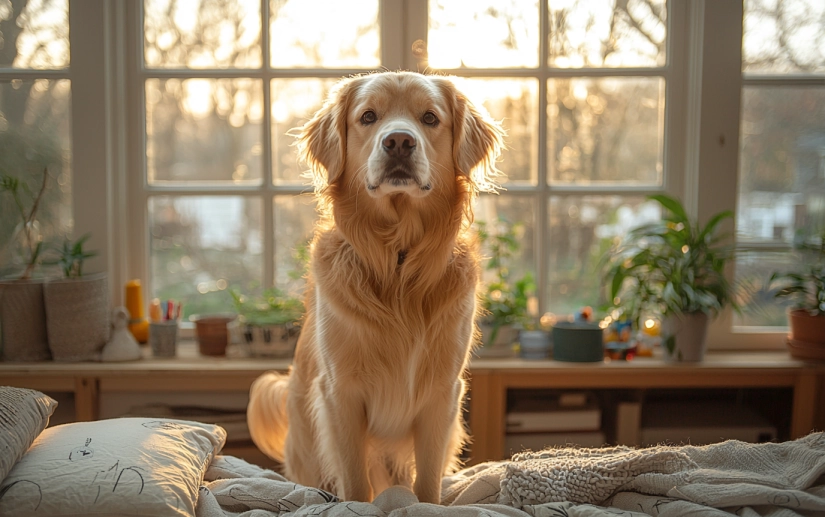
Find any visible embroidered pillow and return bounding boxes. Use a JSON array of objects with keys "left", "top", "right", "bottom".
[{"left": 0, "top": 417, "right": 226, "bottom": 517}]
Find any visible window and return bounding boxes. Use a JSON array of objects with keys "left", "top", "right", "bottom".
[
  {"left": 3, "top": 1, "right": 800, "bottom": 349},
  {"left": 736, "top": 0, "right": 825, "bottom": 330},
  {"left": 0, "top": 0, "right": 72, "bottom": 279}
]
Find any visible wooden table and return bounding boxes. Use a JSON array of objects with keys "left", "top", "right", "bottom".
[
  {"left": 2, "top": 344, "right": 823, "bottom": 464},
  {"left": 468, "top": 352, "right": 825, "bottom": 462}
]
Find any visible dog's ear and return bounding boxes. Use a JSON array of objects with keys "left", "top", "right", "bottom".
[
  {"left": 441, "top": 79, "right": 506, "bottom": 193},
  {"left": 296, "top": 78, "right": 355, "bottom": 188}
]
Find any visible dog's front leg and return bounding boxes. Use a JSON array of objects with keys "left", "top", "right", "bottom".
[
  {"left": 319, "top": 380, "right": 371, "bottom": 501},
  {"left": 413, "top": 382, "right": 462, "bottom": 504}
]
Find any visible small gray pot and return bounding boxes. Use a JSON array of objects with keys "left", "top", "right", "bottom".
[
  {"left": 44, "top": 273, "right": 110, "bottom": 361},
  {"left": 519, "top": 329, "right": 551, "bottom": 360},
  {"left": 0, "top": 279, "right": 51, "bottom": 361}
]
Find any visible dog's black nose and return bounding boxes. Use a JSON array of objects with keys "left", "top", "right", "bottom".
[{"left": 382, "top": 130, "right": 416, "bottom": 158}]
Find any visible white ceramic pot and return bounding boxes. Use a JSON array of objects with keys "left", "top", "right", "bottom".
[
  {"left": 661, "top": 311, "right": 710, "bottom": 362},
  {"left": 242, "top": 322, "right": 300, "bottom": 358},
  {"left": 476, "top": 323, "right": 519, "bottom": 358}
]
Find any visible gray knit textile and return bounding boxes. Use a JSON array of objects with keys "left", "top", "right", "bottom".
[
  {"left": 497, "top": 432, "right": 825, "bottom": 514},
  {"left": 0, "top": 386, "right": 57, "bottom": 483}
]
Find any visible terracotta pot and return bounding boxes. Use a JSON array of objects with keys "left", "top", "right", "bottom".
[
  {"left": 661, "top": 311, "right": 710, "bottom": 362},
  {"left": 192, "top": 314, "right": 236, "bottom": 357},
  {"left": 0, "top": 279, "right": 51, "bottom": 361},
  {"left": 44, "top": 273, "right": 110, "bottom": 361},
  {"left": 788, "top": 309, "right": 825, "bottom": 345}
]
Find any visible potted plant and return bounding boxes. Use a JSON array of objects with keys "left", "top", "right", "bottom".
[
  {"left": 42, "top": 233, "right": 110, "bottom": 361},
  {"left": 230, "top": 287, "right": 303, "bottom": 358},
  {"left": 475, "top": 218, "right": 534, "bottom": 356},
  {"left": 601, "top": 194, "right": 735, "bottom": 362},
  {"left": 769, "top": 230, "right": 825, "bottom": 359},
  {"left": 0, "top": 169, "right": 51, "bottom": 361}
]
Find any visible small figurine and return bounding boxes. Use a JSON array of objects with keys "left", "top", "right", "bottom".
[
  {"left": 101, "top": 306, "right": 143, "bottom": 362},
  {"left": 574, "top": 306, "right": 593, "bottom": 323}
]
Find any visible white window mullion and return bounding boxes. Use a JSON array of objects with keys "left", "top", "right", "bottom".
[
  {"left": 68, "top": 0, "right": 111, "bottom": 296},
  {"left": 262, "top": 0, "right": 275, "bottom": 290},
  {"left": 536, "top": 0, "right": 550, "bottom": 319},
  {"left": 124, "top": 0, "right": 149, "bottom": 305},
  {"left": 380, "top": 0, "right": 404, "bottom": 69},
  {"left": 103, "top": 0, "right": 131, "bottom": 307}
]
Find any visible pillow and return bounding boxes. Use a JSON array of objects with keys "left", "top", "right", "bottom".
[
  {"left": 0, "top": 417, "right": 226, "bottom": 517},
  {"left": 0, "top": 386, "right": 57, "bottom": 484}
]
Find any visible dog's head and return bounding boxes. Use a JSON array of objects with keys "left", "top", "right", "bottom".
[{"left": 297, "top": 72, "right": 504, "bottom": 202}]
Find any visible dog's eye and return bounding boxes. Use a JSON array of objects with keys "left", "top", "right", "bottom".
[
  {"left": 360, "top": 110, "right": 377, "bottom": 125},
  {"left": 422, "top": 111, "right": 439, "bottom": 126}
]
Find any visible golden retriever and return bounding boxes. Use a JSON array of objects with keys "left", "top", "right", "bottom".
[{"left": 247, "top": 71, "right": 504, "bottom": 503}]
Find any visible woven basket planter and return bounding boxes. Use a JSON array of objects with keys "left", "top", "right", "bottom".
[
  {"left": 0, "top": 279, "right": 51, "bottom": 361},
  {"left": 44, "top": 273, "right": 110, "bottom": 362}
]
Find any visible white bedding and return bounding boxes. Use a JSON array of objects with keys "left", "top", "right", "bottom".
[{"left": 197, "top": 432, "right": 825, "bottom": 517}]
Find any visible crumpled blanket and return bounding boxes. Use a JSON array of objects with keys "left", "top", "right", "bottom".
[
  {"left": 453, "top": 432, "right": 825, "bottom": 516},
  {"left": 196, "top": 456, "right": 529, "bottom": 517},
  {"left": 197, "top": 432, "right": 825, "bottom": 517}
]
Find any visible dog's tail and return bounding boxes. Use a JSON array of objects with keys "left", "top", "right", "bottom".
[{"left": 247, "top": 371, "right": 290, "bottom": 463}]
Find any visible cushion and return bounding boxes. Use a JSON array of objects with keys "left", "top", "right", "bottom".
[
  {"left": 0, "top": 417, "right": 226, "bottom": 517},
  {"left": 0, "top": 386, "right": 57, "bottom": 484}
]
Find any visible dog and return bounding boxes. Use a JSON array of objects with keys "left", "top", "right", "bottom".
[{"left": 247, "top": 71, "right": 504, "bottom": 503}]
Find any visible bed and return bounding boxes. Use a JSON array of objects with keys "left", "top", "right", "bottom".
[{"left": 2, "top": 386, "right": 824, "bottom": 517}]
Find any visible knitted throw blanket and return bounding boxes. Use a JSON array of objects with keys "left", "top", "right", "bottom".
[{"left": 496, "top": 432, "right": 825, "bottom": 512}]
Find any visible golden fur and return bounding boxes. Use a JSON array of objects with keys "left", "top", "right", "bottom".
[{"left": 247, "top": 71, "right": 504, "bottom": 503}]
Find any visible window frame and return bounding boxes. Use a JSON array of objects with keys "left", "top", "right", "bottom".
[{"left": 80, "top": 0, "right": 785, "bottom": 349}]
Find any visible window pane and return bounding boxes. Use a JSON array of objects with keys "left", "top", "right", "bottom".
[
  {"left": 474, "top": 194, "right": 537, "bottom": 310},
  {"left": 548, "top": 77, "right": 664, "bottom": 185},
  {"left": 546, "top": 196, "right": 660, "bottom": 318},
  {"left": 149, "top": 196, "right": 262, "bottom": 319},
  {"left": 146, "top": 78, "right": 263, "bottom": 185},
  {"left": 0, "top": 0, "right": 69, "bottom": 69},
  {"left": 0, "top": 79, "right": 72, "bottom": 279},
  {"left": 143, "top": 0, "right": 262, "bottom": 68},
  {"left": 270, "top": 0, "right": 379, "bottom": 68},
  {"left": 428, "top": 0, "right": 539, "bottom": 69},
  {"left": 737, "top": 87, "right": 825, "bottom": 244},
  {"left": 734, "top": 250, "right": 796, "bottom": 327},
  {"left": 450, "top": 78, "right": 538, "bottom": 183},
  {"left": 743, "top": 0, "right": 825, "bottom": 74},
  {"left": 274, "top": 195, "right": 316, "bottom": 294},
  {"left": 271, "top": 78, "right": 336, "bottom": 184},
  {"left": 548, "top": 0, "right": 666, "bottom": 68}
]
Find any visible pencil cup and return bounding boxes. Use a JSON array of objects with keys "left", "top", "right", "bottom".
[{"left": 149, "top": 321, "right": 179, "bottom": 358}]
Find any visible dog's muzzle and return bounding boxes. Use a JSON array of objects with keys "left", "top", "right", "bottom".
[{"left": 366, "top": 130, "right": 432, "bottom": 193}]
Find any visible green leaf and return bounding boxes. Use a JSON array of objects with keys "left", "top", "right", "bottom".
[
  {"left": 698, "top": 210, "right": 733, "bottom": 243},
  {"left": 649, "top": 194, "right": 689, "bottom": 225},
  {"left": 611, "top": 269, "right": 625, "bottom": 300}
]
